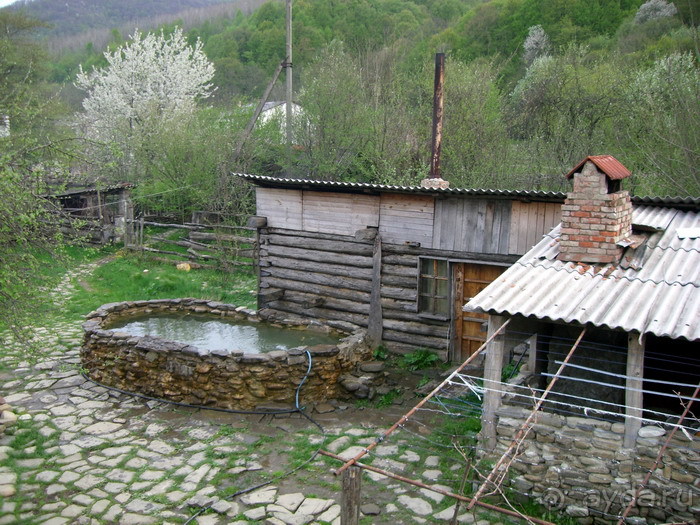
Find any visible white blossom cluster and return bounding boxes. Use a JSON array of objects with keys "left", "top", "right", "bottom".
[
  {"left": 75, "top": 28, "right": 215, "bottom": 144},
  {"left": 630, "top": 52, "right": 698, "bottom": 105},
  {"left": 523, "top": 25, "right": 551, "bottom": 66},
  {"left": 0, "top": 115, "right": 9, "bottom": 138},
  {"left": 634, "top": 0, "right": 678, "bottom": 24}
]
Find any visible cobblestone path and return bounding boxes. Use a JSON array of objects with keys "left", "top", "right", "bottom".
[{"left": 0, "top": 262, "right": 509, "bottom": 525}]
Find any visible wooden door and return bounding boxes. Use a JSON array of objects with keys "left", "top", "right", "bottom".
[{"left": 452, "top": 263, "right": 505, "bottom": 362}]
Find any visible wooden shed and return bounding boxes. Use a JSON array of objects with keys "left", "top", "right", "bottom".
[
  {"left": 462, "top": 157, "right": 700, "bottom": 522},
  {"left": 239, "top": 174, "right": 564, "bottom": 361},
  {"left": 50, "top": 182, "right": 134, "bottom": 244}
]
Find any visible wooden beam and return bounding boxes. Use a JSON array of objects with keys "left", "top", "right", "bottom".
[
  {"left": 624, "top": 333, "right": 645, "bottom": 448},
  {"left": 367, "top": 235, "right": 383, "bottom": 348},
  {"left": 340, "top": 466, "right": 361, "bottom": 525},
  {"left": 481, "top": 315, "right": 507, "bottom": 452},
  {"left": 527, "top": 333, "right": 538, "bottom": 375},
  {"left": 470, "top": 327, "right": 587, "bottom": 510}
]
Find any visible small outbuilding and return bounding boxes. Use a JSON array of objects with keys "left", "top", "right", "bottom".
[
  {"left": 239, "top": 173, "right": 566, "bottom": 360},
  {"left": 465, "top": 156, "right": 699, "bottom": 522},
  {"left": 50, "top": 182, "right": 134, "bottom": 244}
]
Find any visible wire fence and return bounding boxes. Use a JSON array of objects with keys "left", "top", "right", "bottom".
[{"left": 326, "top": 329, "right": 700, "bottom": 524}]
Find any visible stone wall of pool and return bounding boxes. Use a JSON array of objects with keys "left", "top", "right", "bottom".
[{"left": 81, "top": 299, "right": 377, "bottom": 410}]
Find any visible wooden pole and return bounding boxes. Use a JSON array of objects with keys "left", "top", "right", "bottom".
[
  {"left": 527, "top": 333, "right": 538, "bottom": 375},
  {"left": 321, "top": 451, "right": 556, "bottom": 525},
  {"left": 481, "top": 314, "right": 507, "bottom": 452},
  {"left": 285, "top": 0, "right": 293, "bottom": 174},
  {"left": 624, "top": 333, "right": 645, "bottom": 448},
  {"left": 366, "top": 234, "right": 383, "bottom": 348},
  {"left": 233, "top": 61, "right": 285, "bottom": 161},
  {"left": 340, "top": 465, "right": 361, "bottom": 525},
  {"left": 468, "top": 327, "right": 587, "bottom": 509}
]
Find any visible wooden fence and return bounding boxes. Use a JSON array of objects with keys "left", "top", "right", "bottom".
[{"left": 125, "top": 217, "right": 257, "bottom": 270}]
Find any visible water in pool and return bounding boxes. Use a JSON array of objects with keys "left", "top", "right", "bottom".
[{"left": 109, "top": 314, "right": 340, "bottom": 354}]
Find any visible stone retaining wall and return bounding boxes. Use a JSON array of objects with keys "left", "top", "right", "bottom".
[
  {"left": 81, "top": 299, "right": 374, "bottom": 410},
  {"left": 494, "top": 403, "right": 700, "bottom": 523}
]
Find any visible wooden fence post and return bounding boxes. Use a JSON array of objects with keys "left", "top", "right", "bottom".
[{"left": 341, "top": 465, "right": 361, "bottom": 525}]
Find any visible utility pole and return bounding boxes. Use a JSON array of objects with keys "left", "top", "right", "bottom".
[{"left": 285, "top": 0, "right": 293, "bottom": 175}]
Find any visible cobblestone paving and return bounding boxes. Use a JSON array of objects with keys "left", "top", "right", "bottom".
[{"left": 0, "top": 263, "right": 510, "bottom": 525}]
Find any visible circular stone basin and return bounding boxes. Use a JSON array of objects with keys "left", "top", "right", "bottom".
[
  {"left": 107, "top": 313, "right": 341, "bottom": 354},
  {"left": 80, "top": 298, "right": 373, "bottom": 410}
]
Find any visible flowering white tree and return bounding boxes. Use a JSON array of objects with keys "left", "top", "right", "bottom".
[
  {"left": 522, "top": 25, "right": 551, "bottom": 66},
  {"left": 75, "top": 27, "right": 215, "bottom": 179},
  {"left": 634, "top": 0, "right": 678, "bottom": 24}
]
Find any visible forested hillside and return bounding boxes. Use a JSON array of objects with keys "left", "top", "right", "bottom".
[
  {"left": 8, "top": 0, "right": 266, "bottom": 52},
  {"left": 2, "top": 0, "right": 698, "bottom": 218},
  {"left": 11, "top": 0, "right": 236, "bottom": 38}
]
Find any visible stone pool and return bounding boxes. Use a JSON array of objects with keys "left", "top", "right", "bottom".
[{"left": 81, "top": 299, "right": 374, "bottom": 410}]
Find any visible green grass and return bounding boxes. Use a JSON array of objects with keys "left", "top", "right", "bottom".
[
  {"left": 0, "top": 244, "right": 110, "bottom": 330},
  {"left": 399, "top": 348, "right": 440, "bottom": 371},
  {"left": 375, "top": 388, "right": 402, "bottom": 408},
  {"left": 61, "top": 248, "right": 257, "bottom": 319}
]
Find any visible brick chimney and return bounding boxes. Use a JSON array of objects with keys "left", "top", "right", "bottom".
[{"left": 558, "top": 155, "right": 633, "bottom": 264}]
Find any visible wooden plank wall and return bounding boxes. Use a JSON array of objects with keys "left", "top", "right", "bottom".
[
  {"left": 379, "top": 194, "right": 435, "bottom": 247},
  {"left": 433, "top": 198, "right": 512, "bottom": 254},
  {"left": 302, "top": 191, "right": 379, "bottom": 235},
  {"left": 255, "top": 189, "right": 563, "bottom": 358},
  {"left": 256, "top": 188, "right": 303, "bottom": 230},
  {"left": 507, "top": 201, "right": 561, "bottom": 255},
  {"left": 258, "top": 227, "right": 450, "bottom": 357}
]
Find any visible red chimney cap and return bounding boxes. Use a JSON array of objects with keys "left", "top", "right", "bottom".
[{"left": 565, "top": 155, "right": 632, "bottom": 180}]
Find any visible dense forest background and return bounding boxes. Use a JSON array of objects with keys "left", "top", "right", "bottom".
[{"left": 2, "top": 0, "right": 699, "bottom": 220}]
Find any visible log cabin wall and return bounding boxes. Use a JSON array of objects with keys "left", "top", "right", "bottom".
[{"left": 255, "top": 186, "right": 562, "bottom": 359}]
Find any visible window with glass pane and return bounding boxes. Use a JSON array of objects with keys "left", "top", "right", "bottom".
[{"left": 418, "top": 258, "right": 449, "bottom": 316}]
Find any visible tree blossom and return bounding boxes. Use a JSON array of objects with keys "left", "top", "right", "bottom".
[
  {"left": 75, "top": 27, "right": 215, "bottom": 145},
  {"left": 523, "top": 25, "right": 551, "bottom": 66},
  {"left": 634, "top": 0, "right": 678, "bottom": 24}
]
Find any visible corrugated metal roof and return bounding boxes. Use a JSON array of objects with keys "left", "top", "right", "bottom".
[
  {"left": 565, "top": 155, "right": 632, "bottom": 180},
  {"left": 465, "top": 206, "right": 700, "bottom": 341},
  {"left": 235, "top": 173, "right": 567, "bottom": 201},
  {"left": 49, "top": 182, "right": 135, "bottom": 198},
  {"left": 235, "top": 173, "right": 700, "bottom": 208}
]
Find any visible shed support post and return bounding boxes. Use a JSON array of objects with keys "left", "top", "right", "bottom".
[
  {"left": 624, "top": 333, "right": 645, "bottom": 448},
  {"left": 481, "top": 314, "right": 507, "bottom": 452},
  {"left": 527, "top": 334, "right": 538, "bottom": 375},
  {"left": 340, "top": 465, "right": 361, "bottom": 525}
]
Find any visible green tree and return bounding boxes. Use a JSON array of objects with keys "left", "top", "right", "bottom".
[
  {"left": 620, "top": 52, "right": 700, "bottom": 196},
  {"left": 0, "top": 11, "right": 70, "bottom": 341},
  {"left": 128, "top": 108, "right": 257, "bottom": 219},
  {"left": 507, "top": 45, "right": 628, "bottom": 186},
  {"left": 293, "top": 41, "right": 376, "bottom": 180},
  {"left": 441, "top": 60, "right": 510, "bottom": 188}
]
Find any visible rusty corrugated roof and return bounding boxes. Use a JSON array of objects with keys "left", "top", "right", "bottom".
[
  {"left": 565, "top": 155, "right": 632, "bottom": 180},
  {"left": 465, "top": 206, "right": 700, "bottom": 341}
]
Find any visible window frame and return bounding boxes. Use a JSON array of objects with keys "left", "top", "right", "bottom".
[{"left": 417, "top": 257, "right": 450, "bottom": 320}]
